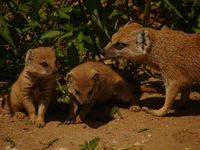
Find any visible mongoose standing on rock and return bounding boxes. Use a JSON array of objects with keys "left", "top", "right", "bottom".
[
  {"left": 65, "top": 61, "right": 141, "bottom": 124},
  {"left": 102, "top": 22, "right": 200, "bottom": 116},
  {"left": 10, "top": 47, "right": 57, "bottom": 127}
]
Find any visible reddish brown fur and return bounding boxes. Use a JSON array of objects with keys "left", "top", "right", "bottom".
[
  {"left": 10, "top": 47, "right": 57, "bottom": 127},
  {"left": 65, "top": 61, "right": 140, "bottom": 124},
  {"left": 103, "top": 22, "right": 200, "bottom": 116}
]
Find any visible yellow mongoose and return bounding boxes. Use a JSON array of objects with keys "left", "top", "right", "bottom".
[
  {"left": 10, "top": 47, "right": 57, "bottom": 127},
  {"left": 65, "top": 61, "right": 141, "bottom": 124},
  {"left": 102, "top": 22, "right": 200, "bottom": 116}
]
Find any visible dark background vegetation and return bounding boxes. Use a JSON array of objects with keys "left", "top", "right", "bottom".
[{"left": 0, "top": 0, "right": 200, "bottom": 95}]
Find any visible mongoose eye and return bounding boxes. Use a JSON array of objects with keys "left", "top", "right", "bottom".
[
  {"left": 40, "top": 62, "right": 48, "bottom": 68},
  {"left": 114, "top": 42, "right": 127, "bottom": 50},
  {"left": 75, "top": 89, "right": 80, "bottom": 96}
]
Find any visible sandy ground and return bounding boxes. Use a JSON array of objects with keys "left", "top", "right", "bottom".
[{"left": 0, "top": 91, "right": 200, "bottom": 150}]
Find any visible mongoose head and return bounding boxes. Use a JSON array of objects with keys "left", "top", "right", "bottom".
[
  {"left": 65, "top": 70, "right": 100, "bottom": 105},
  {"left": 25, "top": 47, "right": 57, "bottom": 77},
  {"left": 102, "top": 23, "right": 151, "bottom": 61}
]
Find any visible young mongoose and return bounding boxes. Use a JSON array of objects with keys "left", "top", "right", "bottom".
[
  {"left": 10, "top": 47, "right": 57, "bottom": 127},
  {"left": 65, "top": 61, "right": 141, "bottom": 124},
  {"left": 102, "top": 22, "right": 200, "bottom": 116}
]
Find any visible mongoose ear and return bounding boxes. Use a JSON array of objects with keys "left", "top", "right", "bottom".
[
  {"left": 136, "top": 30, "right": 151, "bottom": 53},
  {"left": 91, "top": 71, "right": 99, "bottom": 84},
  {"left": 65, "top": 73, "right": 74, "bottom": 86},
  {"left": 25, "top": 49, "right": 34, "bottom": 65}
]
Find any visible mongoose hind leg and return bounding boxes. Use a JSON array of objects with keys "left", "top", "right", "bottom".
[
  {"left": 178, "top": 85, "right": 190, "bottom": 109},
  {"left": 11, "top": 101, "right": 27, "bottom": 119},
  {"left": 146, "top": 80, "right": 180, "bottom": 116}
]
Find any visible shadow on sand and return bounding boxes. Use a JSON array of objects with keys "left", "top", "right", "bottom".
[{"left": 46, "top": 91, "right": 200, "bottom": 129}]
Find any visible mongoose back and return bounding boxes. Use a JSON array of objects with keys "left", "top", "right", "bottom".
[
  {"left": 65, "top": 61, "right": 140, "bottom": 124},
  {"left": 10, "top": 47, "right": 57, "bottom": 127},
  {"left": 102, "top": 22, "right": 200, "bottom": 116}
]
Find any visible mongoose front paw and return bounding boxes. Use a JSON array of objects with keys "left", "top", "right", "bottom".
[
  {"left": 65, "top": 116, "right": 76, "bottom": 124},
  {"left": 65, "top": 120, "right": 75, "bottom": 124},
  {"left": 129, "top": 105, "right": 141, "bottom": 112},
  {"left": 15, "top": 112, "right": 26, "bottom": 119},
  {"left": 29, "top": 114, "right": 37, "bottom": 125},
  {"left": 75, "top": 117, "right": 83, "bottom": 124},
  {"left": 35, "top": 121, "right": 46, "bottom": 128}
]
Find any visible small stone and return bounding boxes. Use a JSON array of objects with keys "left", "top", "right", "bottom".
[
  {"left": 141, "top": 106, "right": 149, "bottom": 111},
  {"left": 134, "top": 141, "right": 142, "bottom": 146},
  {"left": 147, "top": 134, "right": 152, "bottom": 138}
]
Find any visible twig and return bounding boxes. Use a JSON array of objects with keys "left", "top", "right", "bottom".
[
  {"left": 136, "top": 128, "right": 149, "bottom": 133},
  {"left": 40, "top": 138, "right": 59, "bottom": 150},
  {"left": 0, "top": 81, "right": 8, "bottom": 87}
]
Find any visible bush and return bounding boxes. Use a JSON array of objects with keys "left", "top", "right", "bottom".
[{"left": 0, "top": 0, "right": 200, "bottom": 94}]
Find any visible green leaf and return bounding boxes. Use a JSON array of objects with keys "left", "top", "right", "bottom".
[
  {"left": 193, "top": 27, "right": 200, "bottom": 33},
  {"left": 74, "top": 36, "right": 85, "bottom": 52},
  {"left": 15, "top": 27, "right": 22, "bottom": 34},
  {"left": 18, "top": 1, "right": 32, "bottom": 13},
  {"left": 79, "top": 137, "right": 100, "bottom": 150},
  {"left": 64, "top": 23, "right": 74, "bottom": 31},
  {"left": 95, "top": 36, "right": 101, "bottom": 49},
  {"left": 40, "top": 30, "right": 64, "bottom": 40},
  {"left": 61, "top": 5, "right": 73, "bottom": 13},
  {"left": 57, "top": 80, "right": 71, "bottom": 103},
  {"left": 88, "top": 137, "right": 100, "bottom": 149},
  {"left": 91, "top": 9, "right": 104, "bottom": 31},
  {"left": 103, "top": 26, "right": 110, "bottom": 39},
  {"left": 121, "top": 14, "right": 128, "bottom": 20},
  {"left": 67, "top": 44, "right": 79, "bottom": 69},
  {"left": 59, "top": 31, "right": 73, "bottom": 40},
  {"left": 163, "top": 0, "right": 183, "bottom": 18},
  {"left": 55, "top": 47, "right": 65, "bottom": 57},
  {"left": 0, "top": 15, "right": 16, "bottom": 50},
  {"left": 22, "top": 20, "right": 40, "bottom": 32},
  {"left": 55, "top": 6, "right": 73, "bottom": 20},
  {"left": 77, "top": 32, "right": 84, "bottom": 42},
  {"left": 109, "top": 9, "right": 120, "bottom": 19},
  {"left": 44, "top": 0, "right": 54, "bottom": 5},
  {"left": 114, "top": 19, "right": 119, "bottom": 30},
  {"left": 111, "top": 106, "right": 123, "bottom": 119},
  {"left": 83, "top": 0, "right": 99, "bottom": 12},
  {"left": 33, "top": 0, "right": 44, "bottom": 17},
  {"left": 58, "top": 10, "right": 70, "bottom": 20},
  {"left": 84, "top": 35, "right": 93, "bottom": 45},
  {"left": 39, "top": 8, "right": 47, "bottom": 21},
  {"left": 151, "top": 1, "right": 162, "bottom": 10},
  {"left": 197, "top": 15, "right": 200, "bottom": 28}
]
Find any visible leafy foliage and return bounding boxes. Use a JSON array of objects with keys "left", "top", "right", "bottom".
[
  {"left": 0, "top": 0, "right": 199, "bottom": 94},
  {"left": 79, "top": 137, "right": 100, "bottom": 150}
]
